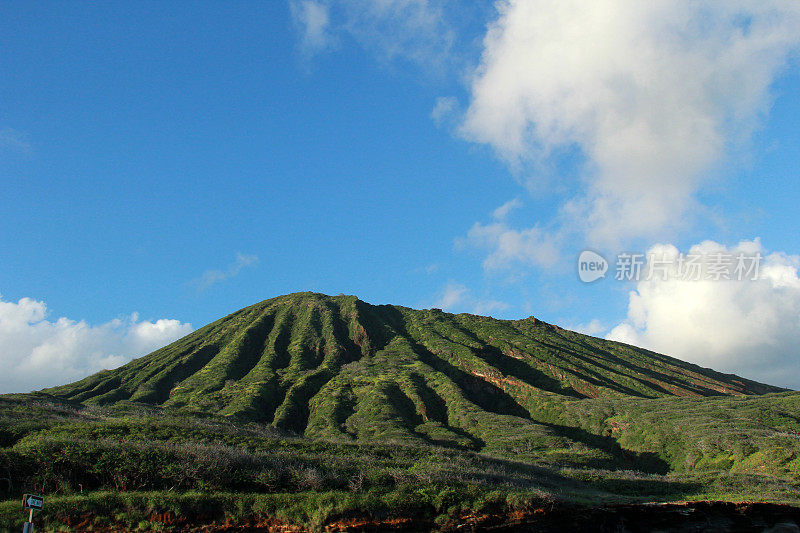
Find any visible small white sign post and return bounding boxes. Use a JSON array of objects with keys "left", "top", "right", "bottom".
[{"left": 21, "top": 494, "right": 43, "bottom": 533}]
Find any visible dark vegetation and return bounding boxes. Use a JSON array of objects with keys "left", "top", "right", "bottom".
[{"left": 1, "top": 292, "right": 798, "bottom": 531}]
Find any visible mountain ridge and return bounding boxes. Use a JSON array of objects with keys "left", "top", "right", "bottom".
[{"left": 43, "top": 292, "right": 784, "bottom": 437}]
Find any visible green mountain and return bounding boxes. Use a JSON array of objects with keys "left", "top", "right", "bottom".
[
  {"left": 45, "top": 292, "right": 780, "bottom": 416},
  {"left": 3, "top": 292, "right": 799, "bottom": 531},
  {"left": 41, "top": 292, "right": 792, "bottom": 470}
]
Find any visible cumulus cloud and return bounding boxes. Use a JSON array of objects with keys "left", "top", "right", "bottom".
[
  {"left": 462, "top": 1, "right": 800, "bottom": 245},
  {"left": 434, "top": 281, "right": 509, "bottom": 316},
  {"left": 192, "top": 252, "right": 259, "bottom": 292},
  {"left": 607, "top": 239, "right": 800, "bottom": 389},
  {"left": 290, "top": 0, "right": 334, "bottom": 54},
  {"left": 0, "top": 295, "right": 192, "bottom": 393},
  {"left": 464, "top": 222, "right": 560, "bottom": 272},
  {"left": 459, "top": 199, "right": 559, "bottom": 272}
]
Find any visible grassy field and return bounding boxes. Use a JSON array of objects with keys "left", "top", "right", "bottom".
[{"left": 1, "top": 391, "right": 798, "bottom": 531}]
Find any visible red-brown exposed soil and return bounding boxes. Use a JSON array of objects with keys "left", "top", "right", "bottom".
[{"left": 50, "top": 501, "right": 800, "bottom": 532}]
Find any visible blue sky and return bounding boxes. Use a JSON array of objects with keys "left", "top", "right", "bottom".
[{"left": 2, "top": 1, "right": 799, "bottom": 392}]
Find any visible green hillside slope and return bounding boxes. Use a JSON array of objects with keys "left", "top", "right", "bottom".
[
  {"left": 41, "top": 292, "right": 791, "bottom": 472},
  {"left": 44, "top": 292, "right": 781, "bottom": 418}
]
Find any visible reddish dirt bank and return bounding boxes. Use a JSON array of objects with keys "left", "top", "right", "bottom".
[
  {"left": 55, "top": 501, "right": 800, "bottom": 532},
  {"left": 495, "top": 501, "right": 800, "bottom": 532}
]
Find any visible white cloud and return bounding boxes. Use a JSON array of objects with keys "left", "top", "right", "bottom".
[
  {"left": 492, "top": 198, "right": 522, "bottom": 220},
  {"left": 290, "top": 0, "right": 456, "bottom": 71},
  {"left": 473, "top": 298, "right": 510, "bottom": 316},
  {"left": 435, "top": 281, "right": 469, "bottom": 309},
  {"left": 434, "top": 281, "right": 509, "bottom": 316},
  {"left": 607, "top": 239, "right": 800, "bottom": 389},
  {"left": 463, "top": 221, "right": 560, "bottom": 272},
  {"left": 460, "top": 200, "right": 560, "bottom": 272},
  {"left": 193, "top": 252, "right": 259, "bottom": 292},
  {"left": 0, "top": 295, "right": 193, "bottom": 393},
  {"left": 339, "top": 0, "right": 455, "bottom": 70},
  {"left": 290, "top": 0, "right": 334, "bottom": 54},
  {"left": 462, "top": 1, "right": 800, "bottom": 245},
  {"left": 431, "top": 96, "right": 458, "bottom": 127},
  {"left": 569, "top": 319, "right": 608, "bottom": 337}
]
